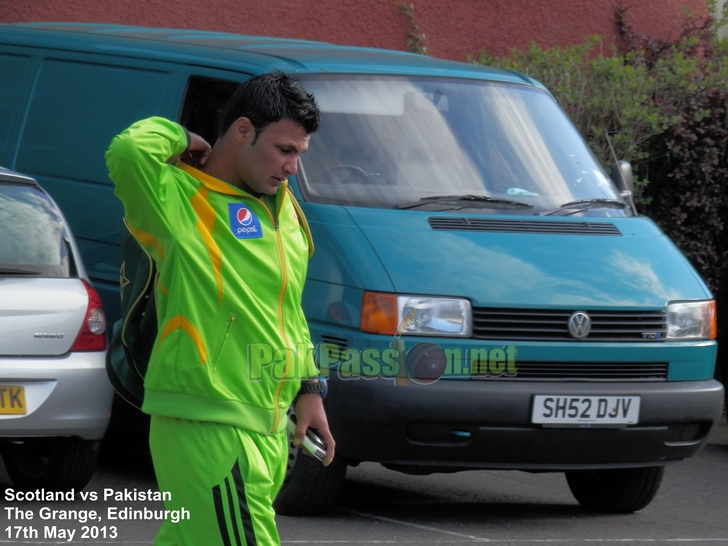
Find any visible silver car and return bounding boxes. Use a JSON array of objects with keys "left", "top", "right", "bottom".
[{"left": 0, "top": 167, "right": 113, "bottom": 491}]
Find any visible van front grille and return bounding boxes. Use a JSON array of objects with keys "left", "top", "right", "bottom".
[
  {"left": 471, "top": 361, "right": 668, "bottom": 381},
  {"left": 472, "top": 308, "right": 667, "bottom": 341},
  {"left": 320, "top": 334, "right": 349, "bottom": 352}
]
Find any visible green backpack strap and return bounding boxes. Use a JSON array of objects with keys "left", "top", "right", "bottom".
[{"left": 105, "top": 219, "right": 158, "bottom": 409}]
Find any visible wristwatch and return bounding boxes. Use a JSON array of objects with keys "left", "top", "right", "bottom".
[{"left": 299, "top": 376, "right": 328, "bottom": 398}]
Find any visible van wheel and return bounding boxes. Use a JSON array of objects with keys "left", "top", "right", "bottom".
[
  {"left": 273, "top": 416, "right": 347, "bottom": 516},
  {"left": 3, "top": 438, "right": 100, "bottom": 491},
  {"left": 565, "top": 466, "right": 664, "bottom": 513}
]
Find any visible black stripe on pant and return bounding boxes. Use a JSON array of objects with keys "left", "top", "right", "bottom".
[{"left": 213, "top": 460, "right": 257, "bottom": 545}]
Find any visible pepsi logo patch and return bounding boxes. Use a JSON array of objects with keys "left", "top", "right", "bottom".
[{"left": 228, "top": 203, "right": 263, "bottom": 239}]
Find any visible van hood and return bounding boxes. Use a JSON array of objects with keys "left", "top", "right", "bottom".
[{"left": 345, "top": 209, "right": 711, "bottom": 308}]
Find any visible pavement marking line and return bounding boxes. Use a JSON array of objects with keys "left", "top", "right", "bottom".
[
  {"left": 338, "top": 508, "right": 492, "bottom": 542},
  {"left": 282, "top": 537, "right": 728, "bottom": 545},
  {"left": 321, "top": 511, "right": 728, "bottom": 545},
  {"left": 0, "top": 539, "right": 154, "bottom": 546},
  {"left": 281, "top": 536, "right": 728, "bottom": 544}
]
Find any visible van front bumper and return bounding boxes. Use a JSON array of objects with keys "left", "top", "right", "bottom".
[{"left": 325, "top": 375, "right": 725, "bottom": 471}]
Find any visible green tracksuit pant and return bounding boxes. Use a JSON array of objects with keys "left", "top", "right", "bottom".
[{"left": 149, "top": 416, "right": 288, "bottom": 546}]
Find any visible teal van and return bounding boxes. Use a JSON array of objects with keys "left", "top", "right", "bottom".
[{"left": 0, "top": 22, "right": 723, "bottom": 515}]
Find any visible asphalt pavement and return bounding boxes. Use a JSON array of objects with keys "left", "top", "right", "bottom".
[
  {"left": 708, "top": 409, "right": 728, "bottom": 445},
  {"left": 0, "top": 406, "right": 725, "bottom": 545}
]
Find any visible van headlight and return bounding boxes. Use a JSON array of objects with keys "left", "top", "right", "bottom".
[
  {"left": 361, "top": 292, "right": 471, "bottom": 337},
  {"left": 666, "top": 300, "right": 716, "bottom": 340}
]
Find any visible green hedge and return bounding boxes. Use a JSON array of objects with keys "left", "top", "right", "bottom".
[{"left": 470, "top": 6, "right": 728, "bottom": 292}]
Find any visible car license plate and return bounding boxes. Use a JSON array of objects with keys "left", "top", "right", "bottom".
[
  {"left": 0, "top": 386, "right": 26, "bottom": 415},
  {"left": 532, "top": 395, "right": 639, "bottom": 425}
]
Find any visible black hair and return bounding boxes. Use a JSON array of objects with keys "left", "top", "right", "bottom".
[{"left": 219, "top": 71, "right": 320, "bottom": 141}]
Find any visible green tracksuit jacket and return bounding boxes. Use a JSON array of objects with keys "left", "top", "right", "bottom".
[{"left": 106, "top": 117, "right": 318, "bottom": 435}]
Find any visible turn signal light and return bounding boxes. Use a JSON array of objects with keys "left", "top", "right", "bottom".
[{"left": 360, "top": 292, "right": 398, "bottom": 335}]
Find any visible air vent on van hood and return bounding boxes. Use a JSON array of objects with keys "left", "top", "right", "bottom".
[
  {"left": 320, "top": 334, "right": 349, "bottom": 352},
  {"left": 428, "top": 217, "right": 622, "bottom": 236}
]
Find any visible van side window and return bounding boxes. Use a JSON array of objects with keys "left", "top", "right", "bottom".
[
  {"left": 15, "top": 59, "right": 170, "bottom": 297},
  {"left": 0, "top": 54, "right": 35, "bottom": 167},
  {"left": 179, "top": 76, "right": 241, "bottom": 146},
  {"left": 17, "top": 60, "right": 169, "bottom": 186}
]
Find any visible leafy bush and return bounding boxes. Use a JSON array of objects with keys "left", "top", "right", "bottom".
[
  {"left": 472, "top": 36, "right": 669, "bottom": 194},
  {"left": 470, "top": 6, "right": 728, "bottom": 292}
]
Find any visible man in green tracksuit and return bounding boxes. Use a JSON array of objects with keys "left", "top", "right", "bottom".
[{"left": 106, "top": 72, "right": 334, "bottom": 546}]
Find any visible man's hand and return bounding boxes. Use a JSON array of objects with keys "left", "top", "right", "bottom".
[
  {"left": 293, "top": 392, "right": 336, "bottom": 467},
  {"left": 174, "top": 131, "right": 211, "bottom": 169},
  {"left": 184, "top": 132, "right": 212, "bottom": 169}
]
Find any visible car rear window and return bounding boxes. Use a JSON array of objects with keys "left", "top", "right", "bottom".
[{"left": 0, "top": 183, "right": 72, "bottom": 277}]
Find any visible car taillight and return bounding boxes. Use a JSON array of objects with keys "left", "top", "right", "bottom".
[{"left": 71, "top": 280, "right": 107, "bottom": 351}]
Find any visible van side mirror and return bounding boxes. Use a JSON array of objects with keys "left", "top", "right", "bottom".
[
  {"left": 610, "top": 160, "right": 637, "bottom": 215},
  {"left": 611, "top": 160, "right": 633, "bottom": 195}
]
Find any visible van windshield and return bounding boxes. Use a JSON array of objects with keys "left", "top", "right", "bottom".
[{"left": 296, "top": 75, "right": 629, "bottom": 217}]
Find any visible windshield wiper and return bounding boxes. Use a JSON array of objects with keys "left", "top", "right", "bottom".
[
  {"left": 0, "top": 266, "right": 41, "bottom": 275},
  {"left": 540, "top": 198, "right": 627, "bottom": 217},
  {"left": 396, "top": 194, "right": 533, "bottom": 211}
]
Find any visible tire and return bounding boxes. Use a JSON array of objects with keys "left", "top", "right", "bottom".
[
  {"left": 565, "top": 466, "right": 665, "bottom": 513},
  {"left": 2, "top": 437, "right": 101, "bottom": 492},
  {"left": 273, "top": 413, "right": 347, "bottom": 516}
]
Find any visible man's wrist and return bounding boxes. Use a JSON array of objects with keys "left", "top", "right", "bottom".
[
  {"left": 299, "top": 376, "right": 328, "bottom": 398},
  {"left": 181, "top": 126, "right": 191, "bottom": 154}
]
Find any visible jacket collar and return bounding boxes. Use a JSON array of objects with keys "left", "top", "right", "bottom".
[{"left": 177, "top": 161, "right": 289, "bottom": 198}]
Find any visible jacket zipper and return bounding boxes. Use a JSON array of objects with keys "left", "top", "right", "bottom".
[
  {"left": 254, "top": 189, "right": 291, "bottom": 433},
  {"left": 270, "top": 226, "right": 290, "bottom": 433}
]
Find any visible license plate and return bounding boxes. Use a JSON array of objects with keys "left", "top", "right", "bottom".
[
  {"left": 0, "top": 386, "right": 26, "bottom": 415},
  {"left": 532, "top": 395, "right": 639, "bottom": 425}
]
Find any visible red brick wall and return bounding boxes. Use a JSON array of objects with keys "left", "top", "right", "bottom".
[{"left": 0, "top": 0, "right": 709, "bottom": 61}]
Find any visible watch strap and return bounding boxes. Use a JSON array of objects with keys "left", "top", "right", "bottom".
[{"left": 299, "top": 377, "right": 327, "bottom": 398}]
